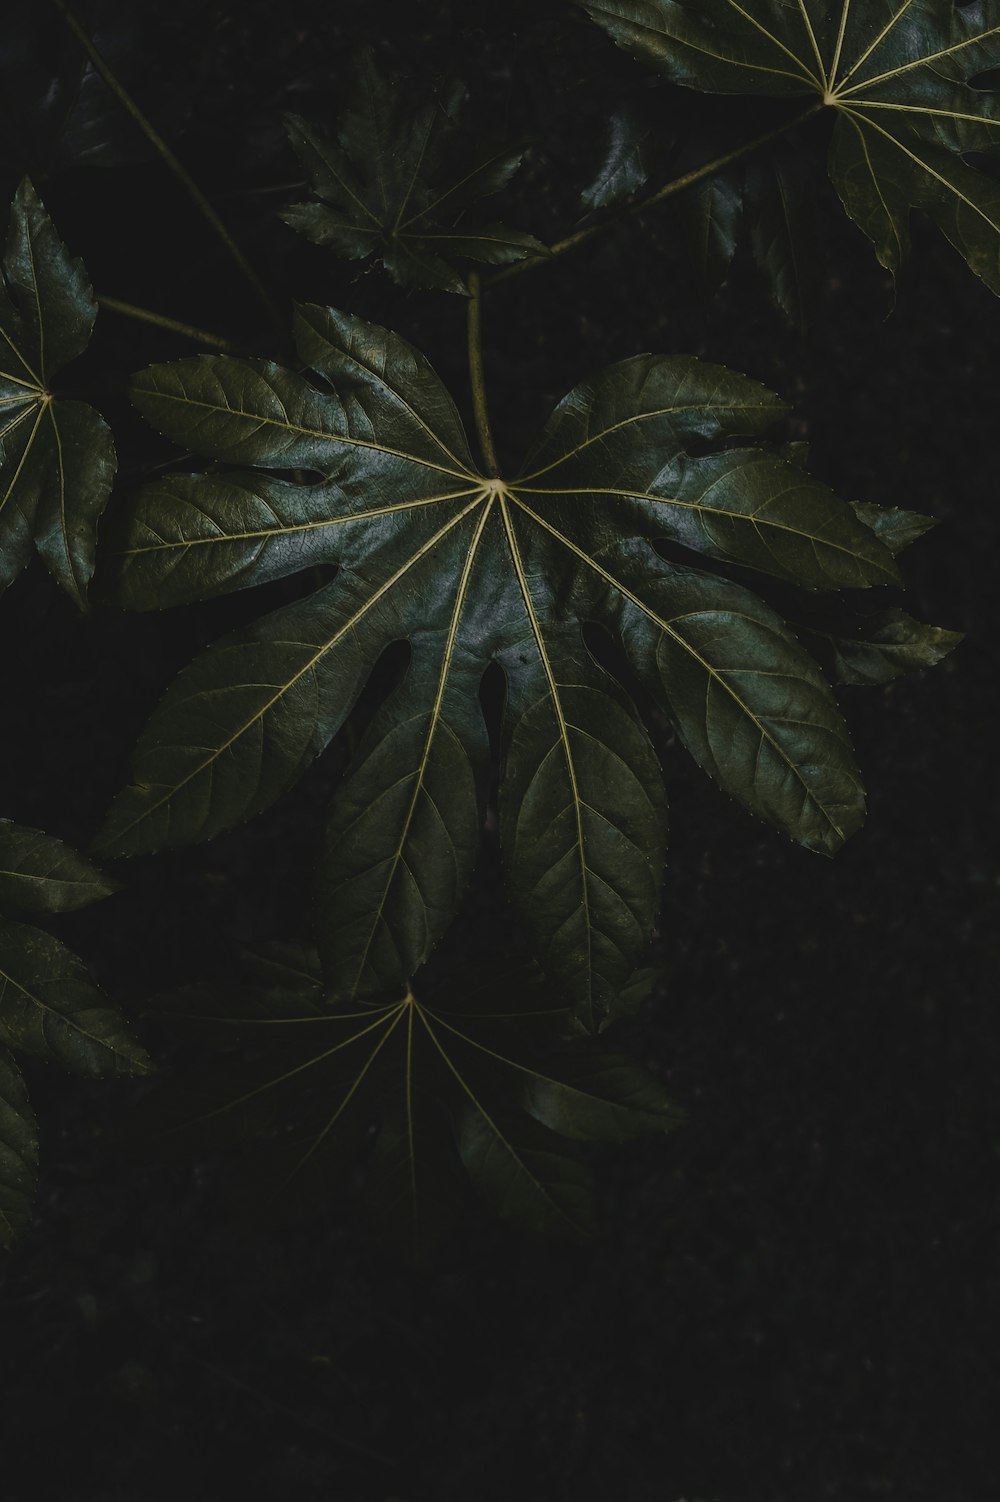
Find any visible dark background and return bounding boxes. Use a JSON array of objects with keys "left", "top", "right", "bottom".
[{"left": 0, "top": 3, "right": 996, "bottom": 1498}]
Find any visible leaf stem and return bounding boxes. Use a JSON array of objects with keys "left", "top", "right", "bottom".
[
  {"left": 49, "top": 0, "right": 285, "bottom": 339},
  {"left": 466, "top": 272, "right": 501, "bottom": 476},
  {"left": 490, "top": 101, "right": 825, "bottom": 286},
  {"left": 97, "top": 295, "right": 238, "bottom": 352}
]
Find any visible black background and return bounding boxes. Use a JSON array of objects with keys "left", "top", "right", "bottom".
[{"left": 0, "top": 3, "right": 996, "bottom": 1498}]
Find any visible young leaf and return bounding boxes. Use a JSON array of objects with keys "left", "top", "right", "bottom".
[
  {"left": 281, "top": 51, "right": 547, "bottom": 293},
  {"left": 800, "top": 607, "right": 962, "bottom": 687},
  {"left": 106, "top": 304, "right": 910, "bottom": 1027},
  {"left": 0, "top": 179, "right": 116, "bottom": 607},
  {"left": 575, "top": 1, "right": 1000, "bottom": 295},
  {"left": 0, "top": 819, "right": 119, "bottom": 913},
  {"left": 0, "top": 1045, "right": 37, "bottom": 1250}
]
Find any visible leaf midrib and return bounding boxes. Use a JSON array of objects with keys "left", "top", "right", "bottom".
[{"left": 512, "top": 495, "right": 850, "bottom": 840}]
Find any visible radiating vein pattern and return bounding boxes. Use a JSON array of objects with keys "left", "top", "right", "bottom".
[
  {"left": 281, "top": 49, "right": 547, "bottom": 294},
  {"left": 108, "top": 303, "right": 924, "bottom": 1026},
  {"left": 0, "top": 179, "right": 116, "bottom": 606},
  {"left": 575, "top": 0, "right": 1000, "bottom": 294}
]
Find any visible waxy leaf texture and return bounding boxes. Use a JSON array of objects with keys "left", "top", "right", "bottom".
[{"left": 99, "top": 303, "right": 913, "bottom": 1029}]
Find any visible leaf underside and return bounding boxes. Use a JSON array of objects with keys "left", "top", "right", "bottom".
[
  {"left": 142, "top": 949, "right": 681, "bottom": 1251},
  {"left": 103, "top": 300, "right": 922, "bottom": 1030},
  {"left": 576, "top": 0, "right": 1000, "bottom": 296},
  {"left": 281, "top": 50, "right": 547, "bottom": 293},
  {"left": 0, "top": 178, "right": 115, "bottom": 607}
]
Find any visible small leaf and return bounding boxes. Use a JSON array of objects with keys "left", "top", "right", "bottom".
[
  {"left": 522, "top": 1052, "right": 683, "bottom": 1142},
  {"left": 281, "top": 51, "right": 547, "bottom": 292},
  {"left": 851, "top": 499, "right": 937, "bottom": 555},
  {"left": 0, "top": 820, "right": 119, "bottom": 913},
  {"left": 800, "top": 608, "right": 963, "bottom": 687},
  {"left": 0, "top": 915, "right": 149, "bottom": 1076},
  {"left": 0, "top": 1045, "right": 37, "bottom": 1251},
  {"left": 0, "top": 179, "right": 116, "bottom": 607},
  {"left": 581, "top": 106, "right": 652, "bottom": 210}
]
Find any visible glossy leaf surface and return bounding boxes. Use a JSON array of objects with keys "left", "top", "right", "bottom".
[
  {"left": 281, "top": 51, "right": 547, "bottom": 293},
  {"left": 105, "top": 304, "right": 916, "bottom": 1027},
  {"left": 0, "top": 179, "right": 115, "bottom": 607},
  {"left": 576, "top": 0, "right": 1000, "bottom": 294},
  {"left": 141, "top": 948, "right": 679, "bottom": 1250}
]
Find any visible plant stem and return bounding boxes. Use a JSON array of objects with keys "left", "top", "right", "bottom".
[
  {"left": 97, "top": 295, "right": 238, "bottom": 352},
  {"left": 466, "top": 272, "right": 500, "bottom": 476},
  {"left": 490, "top": 101, "right": 824, "bottom": 286},
  {"left": 49, "top": 0, "right": 285, "bottom": 339}
]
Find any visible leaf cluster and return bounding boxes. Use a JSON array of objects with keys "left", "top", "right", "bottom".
[{"left": 0, "top": 820, "right": 148, "bottom": 1249}]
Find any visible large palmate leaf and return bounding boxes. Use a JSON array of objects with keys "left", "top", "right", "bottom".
[
  {"left": 575, "top": 0, "right": 1000, "bottom": 294},
  {"left": 139, "top": 945, "right": 680, "bottom": 1251},
  {"left": 101, "top": 303, "right": 933, "bottom": 1029},
  {"left": 0, "top": 819, "right": 148, "bottom": 1248},
  {"left": 0, "top": 179, "right": 116, "bottom": 607},
  {"left": 281, "top": 51, "right": 547, "bottom": 293}
]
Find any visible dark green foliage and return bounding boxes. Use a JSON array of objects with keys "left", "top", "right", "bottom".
[
  {"left": 95, "top": 301, "right": 933, "bottom": 1032},
  {"left": 0, "top": 3, "right": 970, "bottom": 1253},
  {"left": 140, "top": 944, "right": 679, "bottom": 1251},
  {"left": 0, "top": 179, "right": 115, "bottom": 607},
  {"left": 577, "top": 0, "right": 1000, "bottom": 296},
  {"left": 0, "top": 820, "right": 148, "bottom": 1248},
  {"left": 281, "top": 50, "right": 547, "bottom": 292}
]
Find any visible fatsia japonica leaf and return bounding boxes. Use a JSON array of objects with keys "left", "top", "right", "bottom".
[
  {"left": 0, "top": 821, "right": 148, "bottom": 1248},
  {"left": 280, "top": 50, "right": 547, "bottom": 294},
  {"left": 139, "top": 949, "right": 679, "bottom": 1250},
  {"left": 0, "top": 179, "right": 116, "bottom": 607},
  {"left": 575, "top": 0, "right": 1000, "bottom": 295},
  {"left": 103, "top": 303, "right": 915, "bottom": 1028}
]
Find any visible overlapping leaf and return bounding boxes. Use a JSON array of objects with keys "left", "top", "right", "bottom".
[
  {"left": 281, "top": 50, "right": 548, "bottom": 293},
  {"left": 139, "top": 945, "right": 680, "bottom": 1251},
  {"left": 0, "top": 819, "right": 148, "bottom": 1248},
  {"left": 101, "top": 302, "right": 932, "bottom": 1029},
  {"left": 575, "top": 0, "right": 1000, "bottom": 294},
  {"left": 0, "top": 179, "right": 116, "bottom": 607}
]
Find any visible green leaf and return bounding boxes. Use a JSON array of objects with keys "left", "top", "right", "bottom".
[
  {"left": 0, "top": 819, "right": 119, "bottom": 913},
  {"left": 800, "top": 607, "right": 962, "bottom": 686},
  {"left": 575, "top": 1, "right": 1000, "bottom": 294},
  {"left": 138, "top": 954, "right": 664, "bottom": 1246},
  {"left": 0, "top": 178, "right": 116, "bottom": 607},
  {"left": 851, "top": 498, "right": 937, "bottom": 555},
  {"left": 581, "top": 106, "right": 653, "bottom": 210},
  {"left": 280, "top": 51, "right": 547, "bottom": 293},
  {"left": 456, "top": 1105, "right": 595, "bottom": 1237},
  {"left": 521, "top": 1051, "right": 683, "bottom": 1142},
  {"left": 0, "top": 915, "right": 149, "bottom": 1075},
  {"left": 107, "top": 304, "right": 918, "bottom": 1025},
  {"left": 0, "top": 1045, "right": 37, "bottom": 1250}
]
